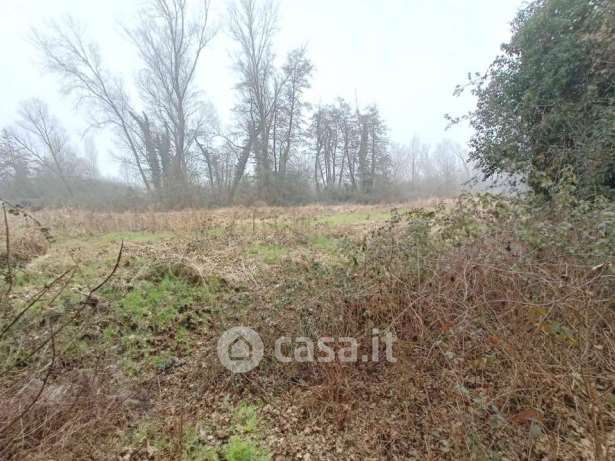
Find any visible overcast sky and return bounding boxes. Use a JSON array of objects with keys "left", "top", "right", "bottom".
[{"left": 0, "top": 0, "right": 524, "bottom": 178}]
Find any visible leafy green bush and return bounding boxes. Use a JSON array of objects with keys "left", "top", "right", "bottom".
[{"left": 464, "top": 0, "right": 615, "bottom": 198}]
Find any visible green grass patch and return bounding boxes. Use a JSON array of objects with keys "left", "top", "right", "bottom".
[
  {"left": 101, "top": 274, "right": 214, "bottom": 374},
  {"left": 116, "top": 274, "right": 211, "bottom": 330},
  {"left": 317, "top": 210, "right": 391, "bottom": 226},
  {"left": 120, "top": 277, "right": 186, "bottom": 329},
  {"left": 13, "top": 270, "right": 50, "bottom": 288},
  {"left": 223, "top": 436, "right": 270, "bottom": 461},
  {"left": 206, "top": 226, "right": 226, "bottom": 238},
  {"left": 155, "top": 402, "right": 270, "bottom": 461},
  {"left": 247, "top": 243, "right": 288, "bottom": 264},
  {"left": 307, "top": 234, "right": 342, "bottom": 254}
]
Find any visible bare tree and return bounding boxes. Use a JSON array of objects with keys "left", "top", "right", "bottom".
[
  {"left": 310, "top": 100, "right": 389, "bottom": 195},
  {"left": 82, "top": 136, "right": 100, "bottom": 179},
  {"left": 0, "top": 131, "right": 25, "bottom": 187},
  {"left": 311, "top": 104, "right": 341, "bottom": 190},
  {"left": 127, "top": 0, "right": 215, "bottom": 193},
  {"left": 6, "top": 99, "right": 75, "bottom": 198},
  {"left": 336, "top": 99, "right": 357, "bottom": 189},
  {"left": 32, "top": 18, "right": 151, "bottom": 191},
  {"left": 391, "top": 136, "right": 429, "bottom": 186},
  {"left": 228, "top": 0, "right": 279, "bottom": 201},
  {"left": 273, "top": 47, "right": 313, "bottom": 178},
  {"left": 432, "top": 139, "right": 470, "bottom": 189}
]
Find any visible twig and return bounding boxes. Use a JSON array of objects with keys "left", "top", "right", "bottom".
[
  {"left": 0, "top": 269, "right": 74, "bottom": 340},
  {"left": 0, "top": 319, "right": 57, "bottom": 437},
  {"left": 89, "top": 240, "right": 124, "bottom": 295},
  {"left": 0, "top": 197, "right": 48, "bottom": 235},
  {"left": 2, "top": 203, "right": 12, "bottom": 300},
  {"left": 23, "top": 241, "right": 124, "bottom": 363}
]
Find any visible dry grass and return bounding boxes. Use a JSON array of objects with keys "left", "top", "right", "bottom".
[
  {"left": 29, "top": 199, "right": 440, "bottom": 237},
  {"left": 316, "top": 200, "right": 612, "bottom": 458},
  {"left": 0, "top": 367, "right": 129, "bottom": 460},
  {"left": 1, "top": 196, "right": 613, "bottom": 460},
  {"left": 198, "top": 196, "right": 615, "bottom": 459},
  {"left": 297, "top": 246, "right": 615, "bottom": 459},
  {"left": 0, "top": 210, "right": 50, "bottom": 266}
]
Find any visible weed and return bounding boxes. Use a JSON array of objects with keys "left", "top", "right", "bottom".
[
  {"left": 222, "top": 436, "right": 270, "bottom": 461},
  {"left": 183, "top": 426, "right": 219, "bottom": 461},
  {"left": 118, "top": 275, "right": 206, "bottom": 332},
  {"left": 126, "top": 419, "right": 171, "bottom": 455},
  {"left": 233, "top": 403, "right": 259, "bottom": 434}
]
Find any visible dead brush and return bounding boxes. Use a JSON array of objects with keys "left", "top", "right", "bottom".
[
  {"left": 258, "top": 194, "right": 615, "bottom": 459},
  {"left": 0, "top": 202, "right": 51, "bottom": 270},
  {"left": 7, "top": 228, "right": 49, "bottom": 264},
  {"left": 132, "top": 256, "right": 205, "bottom": 285},
  {"left": 0, "top": 204, "right": 127, "bottom": 460},
  {"left": 28, "top": 200, "right": 440, "bottom": 238},
  {"left": 0, "top": 366, "right": 128, "bottom": 460}
]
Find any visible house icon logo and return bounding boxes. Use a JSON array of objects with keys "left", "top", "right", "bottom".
[{"left": 217, "top": 326, "right": 264, "bottom": 373}]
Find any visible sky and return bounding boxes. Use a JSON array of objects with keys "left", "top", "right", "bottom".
[{"left": 0, "top": 0, "right": 525, "bottom": 178}]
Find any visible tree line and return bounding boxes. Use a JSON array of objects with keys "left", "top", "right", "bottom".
[{"left": 0, "top": 0, "right": 473, "bottom": 209}]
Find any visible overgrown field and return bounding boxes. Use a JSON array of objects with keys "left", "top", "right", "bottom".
[{"left": 1, "top": 194, "right": 614, "bottom": 460}]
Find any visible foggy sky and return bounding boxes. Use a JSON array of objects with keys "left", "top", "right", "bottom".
[{"left": 0, "top": 0, "right": 524, "bottom": 178}]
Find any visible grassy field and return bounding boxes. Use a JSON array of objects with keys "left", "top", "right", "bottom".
[{"left": 1, "top": 197, "right": 614, "bottom": 460}]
